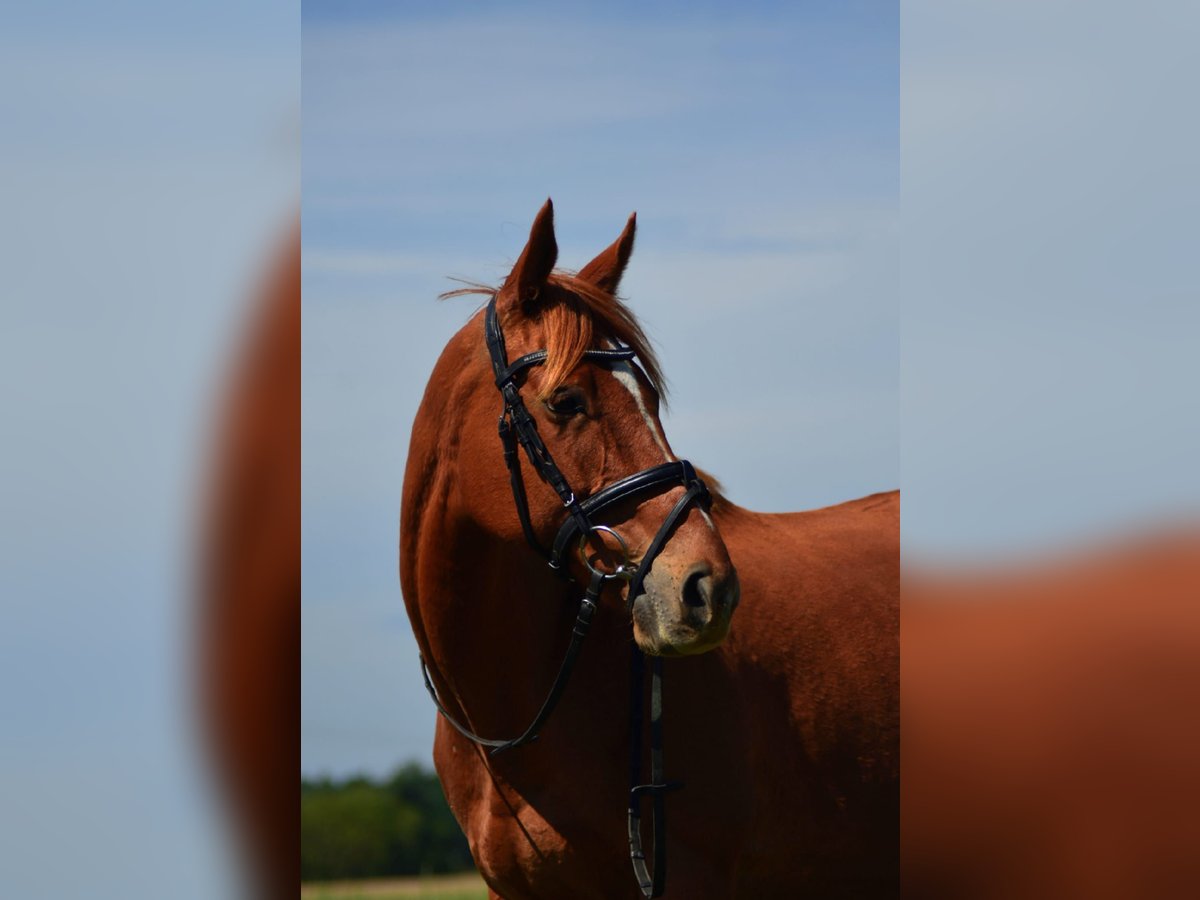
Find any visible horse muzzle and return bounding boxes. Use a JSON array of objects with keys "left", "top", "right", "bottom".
[{"left": 632, "top": 562, "right": 739, "bottom": 656}]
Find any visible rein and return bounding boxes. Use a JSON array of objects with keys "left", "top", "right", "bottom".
[{"left": 418, "top": 296, "right": 711, "bottom": 898}]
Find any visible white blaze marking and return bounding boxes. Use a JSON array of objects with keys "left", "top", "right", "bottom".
[
  {"left": 609, "top": 360, "right": 717, "bottom": 533},
  {"left": 611, "top": 361, "right": 673, "bottom": 462}
]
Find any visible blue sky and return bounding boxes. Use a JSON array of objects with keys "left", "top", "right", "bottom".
[
  {"left": 302, "top": 2, "right": 898, "bottom": 776},
  {"left": 899, "top": 0, "right": 1200, "bottom": 561},
  {"left": 1, "top": 2, "right": 296, "bottom": 895}
]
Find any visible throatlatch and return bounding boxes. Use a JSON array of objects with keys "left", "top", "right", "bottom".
[{"left": 417, "top": 296, "right": 711, "bottom": 897}]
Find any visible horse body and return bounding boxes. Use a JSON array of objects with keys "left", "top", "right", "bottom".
[
  {"left": 714, "top": 494, "right": 899, "bottom": 896},
  {"left": 406, "top": 494, "right": 898, "bottom": 899},
  {"left": 401, "top": 202, "right": 898, "bottom": 898},
  {"left": 203, "top": 224, "right": 300, "bottom": 898},
  {"left": 902, "top": 532, "right": 1200, "bottom": 899}
]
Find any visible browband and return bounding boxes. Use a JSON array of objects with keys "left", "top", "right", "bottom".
[{"left": 496, "top": 347, "right": 638, "bottom": 389}]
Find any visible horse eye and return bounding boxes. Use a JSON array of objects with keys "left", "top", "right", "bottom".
[{"left": 544, "top": 388, "right": 586, "bottom": 418}]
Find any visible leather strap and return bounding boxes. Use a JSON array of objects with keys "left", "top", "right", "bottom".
[
  {"left": 624, "top": 477, "right": 709, "bottom": 606},
  {"left": 497, "top": 414, "right": 551, "bottom": 560},
  {"left": 419, "top": 570, "right": 606, "bottom": 754},
  {"left": 498, "top": 346, "right": 636, "bottom": 388},
  {"left": 628, "top": 650, "right": 680, "bottom": 898},
  {"left": 550, "top": 460, "right": 710, "bottom": 570}
]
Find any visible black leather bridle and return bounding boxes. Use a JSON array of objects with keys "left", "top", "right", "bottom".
[{"left": 418, "top": 295, "right": 712, "bottom": 898}]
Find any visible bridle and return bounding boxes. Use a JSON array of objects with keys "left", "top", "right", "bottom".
[{"left": 418, "top": 295, "right": 712, "bottom": 898}]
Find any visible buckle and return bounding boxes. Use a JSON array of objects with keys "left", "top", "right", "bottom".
[{"left": 629, "top": 781, "right": 684, "bottom": 800}]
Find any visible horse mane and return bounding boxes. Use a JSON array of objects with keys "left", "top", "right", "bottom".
[{"left": 440, "top": 271, "right": 666, "bottom": 403}]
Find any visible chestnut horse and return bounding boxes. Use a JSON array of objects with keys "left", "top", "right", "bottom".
[
  {"left": 203, "top": 223, "right": 299, "bottom": 899},
  {"left": 902, "top": 530, "right": 1200, "bottom": 899},
  {"left": 400, "top": 201, "right": 899, "bottom": 899}
]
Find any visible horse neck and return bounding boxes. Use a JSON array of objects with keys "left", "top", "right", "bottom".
[
  {"left": 400, "top": 360, "right": 592, "bottom": 731},
  {"left": 404, "top": 485, "right": 612, "bottom": 739},
  {"left": 401, "top": 323, "right": 632, "bottom": 751}
]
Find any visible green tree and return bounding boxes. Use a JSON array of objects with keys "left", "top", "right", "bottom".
[{"left": 301, "top": 763, "right": 474, "bottom": 880}]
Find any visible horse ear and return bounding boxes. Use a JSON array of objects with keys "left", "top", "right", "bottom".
[
  {"left": 501, "top": 198, "right": 558, "bottom": 309},
  {"left": 578, "top": 212, "right": 636, "bottom": 295}
]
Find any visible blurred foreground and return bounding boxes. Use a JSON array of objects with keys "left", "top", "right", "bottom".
[
  {"left": 203, "top": 227, "right": 300, "bottom": 897},
  {"left": 903, "top": 527, "right": 1200, "bottom": 898},
  {"left": 0, "top": 5, "right": 296, "bottom": 897}
]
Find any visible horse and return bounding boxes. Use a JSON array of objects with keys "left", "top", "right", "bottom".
[
  {"left": 400, "top": 200, "right": 899, "bottom": 899},
  {"left": 202, "top": 222, "right": 300, "bottom": 899},
  {"left": 902, "top": 529, "right": 1200, "bottom": 899}
]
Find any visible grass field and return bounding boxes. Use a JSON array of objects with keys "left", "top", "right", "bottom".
[{"left": 301, "top": 872, "right": 488, "bottom": 900}]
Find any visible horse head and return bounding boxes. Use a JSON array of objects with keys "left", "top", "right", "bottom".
[{"left": 405, "top": 200, "right": 738, "bottom": 657}]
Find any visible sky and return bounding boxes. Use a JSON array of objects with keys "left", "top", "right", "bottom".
[
  {"left": 302, "top": 2, "right": 899, "bottom": 776},
  {"left": 899, "top": 0, "right": 1200, "bottom": 560},
  {"left": 302, "top": 0, "right": 1199, "bottom": 782},
  {"left": 1, "top": 2, "right": 297, "bottom": 895}
]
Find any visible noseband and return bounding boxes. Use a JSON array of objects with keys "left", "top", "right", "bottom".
[{"left": 418, "top": 296, "right": 712, "bottom": 898}]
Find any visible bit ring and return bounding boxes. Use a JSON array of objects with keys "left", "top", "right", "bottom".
[{"left": 578, "top": 525, "right": 636, "bottom": 581}]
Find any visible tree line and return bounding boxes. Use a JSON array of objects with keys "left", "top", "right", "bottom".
[{"left": 301, "top": 762, "right": 474, "bottom": 881}]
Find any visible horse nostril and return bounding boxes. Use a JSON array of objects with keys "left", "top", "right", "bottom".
[{"left": 682, "top": 567, "right": 710, "bottom": 609}]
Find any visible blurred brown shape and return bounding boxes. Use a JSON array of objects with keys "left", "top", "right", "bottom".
[
  {"left": 903, "top": 528, "right": 1200, "bottom": 898},
  {"left": 200, "top": 223, "right": 300, "bottom": 899}
]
